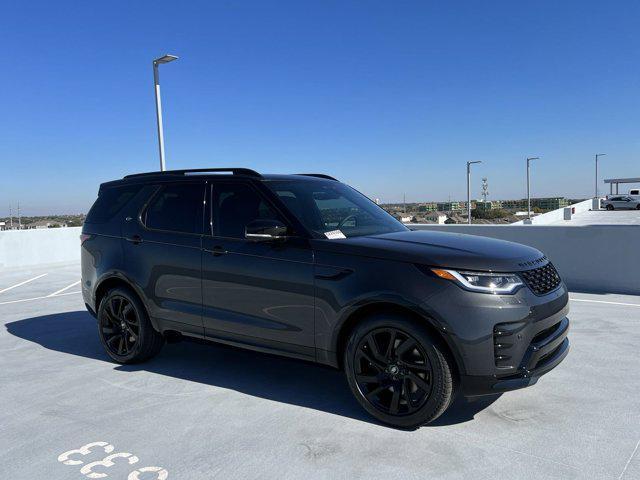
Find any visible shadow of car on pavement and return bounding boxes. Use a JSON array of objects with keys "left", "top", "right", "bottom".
[{"left": 6, "top": 310, "right": 500, "bottom": 428}]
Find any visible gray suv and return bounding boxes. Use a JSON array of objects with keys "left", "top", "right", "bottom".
[{"left": 81, "top": 168, "right": 570, "bottom": 428}]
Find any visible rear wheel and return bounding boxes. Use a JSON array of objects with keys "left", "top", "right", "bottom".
[
  {"left": 97, "top": 287, "right": 164, "bottom": 364},
  {"left": 344, "top": 314, "right": 454, "bottom": 428},
  {"left": 606, "top": 204, "right": 614, "bottom": 210}
]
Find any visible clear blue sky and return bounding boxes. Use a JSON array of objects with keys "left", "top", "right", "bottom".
[{"left": 2, "top": 0, "right": 639, "bottom": 215}]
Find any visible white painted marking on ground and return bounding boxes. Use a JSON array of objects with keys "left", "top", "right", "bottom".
[
  {"left": 47, "top": 280, "right": 81, "bottom": 297},
  {"left": 58, "top": 442, "right": 114, "bottom": 466},
  {"left": 59, "top": 442, "right": 167, "bottom": 479},
  {"left": 618, "top": 439, "right": 640, "bottom": 480},
  {"left": 0, "top": 273, "right": 47, "bottom": 294},
  {"left": 0, "top": 290, "right": 80, "bottom": 306},
  {"left": 570, "top": 298, "right": 640, "bottom": 308},
  {"left": 129, "top": 466, "right": 169, "bottom": 480}
]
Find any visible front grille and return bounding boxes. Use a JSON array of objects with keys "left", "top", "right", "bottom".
[{"left": 520, "top": 262, "right": 561, "bottom": 295}]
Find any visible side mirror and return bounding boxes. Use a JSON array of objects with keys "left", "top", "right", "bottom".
[{"left": 245, "top": 219, "right": 288, "bottom": 241}]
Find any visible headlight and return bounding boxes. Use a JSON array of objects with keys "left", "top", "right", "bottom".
[{"left": 431, "top": 268, "right": 523, "bottom": 294}]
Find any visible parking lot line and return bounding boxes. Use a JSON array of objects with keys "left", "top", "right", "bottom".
[
  {"left": 0, "top": 290, "right": 80, "bottom": 306},
  {"left": 47, "top": 280, "right": 81, "bottom": 297},
  {"left": 0, "top": 273, "right": 48, "bottom": 294},
  {"left": 570, "top": 298, "right": 640, "bottom": 308},
  {"left": 619, "top": 439, "right": 640, "bottom": 480}
]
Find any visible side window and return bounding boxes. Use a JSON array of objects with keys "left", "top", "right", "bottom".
[
  {"left": 213, "top": 183, "right": 282, "bottom": 239},
  {"left": 86, "top": 185, "right": 142, "bottom": 224},
  {"left": 144, "top": 183, "right": 204, "bottom": 234}
]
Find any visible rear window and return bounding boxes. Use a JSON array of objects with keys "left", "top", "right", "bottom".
[
  {"left": 85, "top": 184, "right": 142, "bottom": 224},
  {"left": 144, "top": 183, "right": 204, "bottom": 234}
]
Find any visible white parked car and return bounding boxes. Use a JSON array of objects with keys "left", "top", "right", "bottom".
[{"left": 602, "top": 196, "right": 640, "bottom": 210}]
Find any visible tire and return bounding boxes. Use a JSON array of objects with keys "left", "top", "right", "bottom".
[
  {"left": 344, "top": 313, "right": 454, "bottom": 428},
  {"left": 97, "top": 287, "right": 164, "bottom": 364},
  {"left": 636, "top": 204, "right": 640, "bottom": 210},
  {"left": 606, "top": 204, "right": 614, "bottom": 210}
]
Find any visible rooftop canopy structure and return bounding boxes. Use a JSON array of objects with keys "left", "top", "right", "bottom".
[{"left": 603, "top": 177, "right": 640, "bottom": 194}]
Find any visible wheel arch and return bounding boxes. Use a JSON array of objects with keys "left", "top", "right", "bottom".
[
  {"left": 333, "top": 301, "right": 464, "bottom": 381},
  {"left": 94, "top": 273, "right": 160, "bottom": 332}
]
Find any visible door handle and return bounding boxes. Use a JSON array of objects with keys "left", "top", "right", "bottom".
[
  {"left": 126, "top": 235, "right": 143, "bottom": 245},
  {"left": 205, "top": 246, "right": 227, "bottom": 256}
]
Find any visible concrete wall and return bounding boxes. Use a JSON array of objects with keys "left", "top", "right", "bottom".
[
  {"left": 411, "top": 224, "right": 640, "bottom": 295},
  {"left": 1, "top": 224, "right": 637, "bottom": 296},
  {"left": 0, "top": 227, "right": 82, "bottom": 269}
]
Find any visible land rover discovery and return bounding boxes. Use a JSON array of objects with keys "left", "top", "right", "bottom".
[{"left": 81, "top": 168, "right": 569, "bottom": 428}]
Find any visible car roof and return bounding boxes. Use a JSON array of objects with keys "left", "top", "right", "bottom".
[{"left": 99, "top": 170, "right": 338, "bottom": 190}]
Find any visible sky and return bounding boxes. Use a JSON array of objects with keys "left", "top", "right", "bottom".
[{"left": 2, "top": 0, "right": 640, "bottom": 215}]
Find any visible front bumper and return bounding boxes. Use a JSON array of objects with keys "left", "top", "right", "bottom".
[
  {"left": 461, "top": 330, "right": 569, "bottom": 396},
  {"left": 459, "top": 299, "right": 570, "bottom": 396},
  {"left": 421, "top": 276, "right": 570, "bottom": 396}
]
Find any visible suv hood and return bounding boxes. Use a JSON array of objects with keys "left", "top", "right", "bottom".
[{"left": 314, "top": 230, "right": 545, "bottom": 272}]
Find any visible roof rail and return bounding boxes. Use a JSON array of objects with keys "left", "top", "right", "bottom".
[
  {"left": 124, "top": 168, "right": 261, "bottom": 179},
  {"left": 297, "top": 173, "right": 338, "bottom": 181}
]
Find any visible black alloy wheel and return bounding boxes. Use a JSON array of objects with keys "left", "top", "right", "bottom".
[
  {"left": 344, "top": 314, "right": 454, "bottom": 429},
  {"left": 100, "top": 294, "right": 140, "bottom": 357},
  {"left": 606, "top": 204, "right": 614, "bottom": 210},
  {"left": 97, "top": 287, "right": 164, "bottom": 364},
  {"left": 354, "top": 328, "right": 432, "bottom": 416}
]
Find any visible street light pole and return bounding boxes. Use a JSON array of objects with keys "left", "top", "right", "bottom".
[
  {"left": 595, "top": 153, "right": 606, "bottom": 198},
  {"left": 153, "top": 54, "right": 179, "bottom": 171},
  {"left": 467, "top": 161, "right": 482, "bottom": 224},
  {"left": 526, "top": 157, "right": 540, "bottom": 220}
]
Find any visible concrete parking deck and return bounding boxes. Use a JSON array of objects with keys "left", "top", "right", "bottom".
[
  {"left": 545, "top": 209, "right": 640, "bottom": 226},
  {"left": 1, "top": 262, "right": 639, "bottom": 479}
]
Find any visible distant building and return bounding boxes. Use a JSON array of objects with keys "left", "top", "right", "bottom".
[
  {"left": 475, "top": 200, "right": 501, "bottom": 211},
  {"left": 424, "top": 212, "right": 448, "bottom": 224},
  {"left": 501, "top": 199, "right": 527, "bottom": 210},
  {"left": 27, "top": 221, "right": 68, "bottom": 229},
  {"left": 437, "top": 201, "right": 464, "bottom": 212},
  {"left": 501, "top": 197, "right": 568, "bottom": 211},
  {"left": 400, "top": 216, "right": 413, "bottom": 223},
  {"left": 531, "top": 197, "right": 569, "bottom": 210}
]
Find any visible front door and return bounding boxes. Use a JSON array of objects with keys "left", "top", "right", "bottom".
[{"left": 201, "top": 181, "right": 316, "bottom": 360}]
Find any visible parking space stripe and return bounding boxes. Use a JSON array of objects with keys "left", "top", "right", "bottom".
[
  {"left": 0, "top": 290, "right": 80, "bottom": 306},
  {"left": 570, "top": 298, "right": 640, "bottom": 308},
  {"left": 47, "top": 280, "right": 81, "bottom": 297},
  {"left": 0, "top": 273, "right": 48, "bottom": 294}
]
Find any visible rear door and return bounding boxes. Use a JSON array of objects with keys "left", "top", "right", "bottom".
[
  {"left": 122, "top": 181, "right": 206, "bottom": 337},
  {"left": 201, "top": 180, "right": 316, "bottom": 360}
]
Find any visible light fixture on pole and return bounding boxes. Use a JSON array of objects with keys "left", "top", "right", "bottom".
[
  {"left": 526, "top": 157, "right": 540, "bottom": 220},
  {"left": 595, "top": 153, "right": 606, "bottom": 198},
  {"left": 467, "top": 161, "right": 482, "bottom": 224},
  {"left": 153, "top": 54, "right": 179, "bottom": 171}
]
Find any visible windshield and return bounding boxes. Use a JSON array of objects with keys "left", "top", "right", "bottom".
[{"left": 266, "top": 179, "right": 408, "bottom": 238}]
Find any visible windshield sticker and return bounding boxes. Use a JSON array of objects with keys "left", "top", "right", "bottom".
[{"left": 324, "top": 230, "right": 346, "bottom": 239}]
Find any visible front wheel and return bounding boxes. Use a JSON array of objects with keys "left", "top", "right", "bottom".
[
  {"left": 344, "top": 314, "right": 454, "bottom": 428},
  {"left": 606, "top": 204, "right": 614, "bottom": 210},
  {"left": 97, "top": 287, "right": 164, "bottom": 364}
]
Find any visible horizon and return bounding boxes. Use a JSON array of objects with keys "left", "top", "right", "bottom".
[{"left": 3, "top": 1, "right": 640, "bottom": 216}]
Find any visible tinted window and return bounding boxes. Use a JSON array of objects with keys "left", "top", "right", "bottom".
[
  {"left": 145, "top": 183, "right": 204, "bottom": 234},
  {"left": 213, "top": 183, "right": 282, "bottom": 238},
  {"left": 266, "top": 179, "right": 407, "bottom": 238},
  {"left": 86, "top": 184, "right": 142, "bottom": 224}
]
